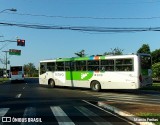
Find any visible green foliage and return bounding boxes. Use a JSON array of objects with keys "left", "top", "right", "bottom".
[
  {"left": 137, "top": 44, "right": 151, "bottom": 54},
  {"left": 135, "top": 113, "right": 160, "bottom": 125},
  {"left": 24, "top": 63, "right": 38, "bottom": 77},
  {"left": 151, "top": 49, "right": 160, "bottom": 64},
  {"left": 104, "top": 47, "right": 124, "bottom": 55},
  {"left": 0, "top": 78, "right": 9, "bottom": 83},
  {"left": 152, "top": 62, "right": 160, "bottom": 79},
  {"left": 141, "top": 83, "right": 160, "bottom": 91},
  {"left": 75, "top": 50, "right": 86, "bottom": 57}
]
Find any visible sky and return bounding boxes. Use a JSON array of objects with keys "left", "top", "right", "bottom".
[{"left": 0, "top": 0, "right": 160, "bottom": 69}]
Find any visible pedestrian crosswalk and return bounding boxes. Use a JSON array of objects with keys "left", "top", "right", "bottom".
[
  {"left": 80, "top": 91, "right": 160, "bottom": 106},
  {"left": 50, "top": 106, "right": 75, "bottom": 125},
  {"left": 0, "top": 105, "right": 131, "bottom": 125},
  {"left": 0, "top": 108, "right": 9, "bottom": 122}
]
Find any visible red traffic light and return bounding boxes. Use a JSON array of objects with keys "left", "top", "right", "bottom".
[
  {"left": 17, "top": 39, "right": 25, "bottom": 46},
  {"left": 21, "top": 40, "right": 25, "bottom": 46}
]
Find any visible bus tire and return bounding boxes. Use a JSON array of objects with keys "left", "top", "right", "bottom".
[
  {"left": 48, "top": 79, "right": 55, "bottom": 88},
  {"left": 91, "top": 81, "right": 101, "bottom": 92}
]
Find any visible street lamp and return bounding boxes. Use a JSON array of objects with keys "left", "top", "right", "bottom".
[
  {"left": 2, "top": 51, "right": 9, "bottom": 78},
  {"left": 0, "top": 8, "right": 17, "bottom": 13}
]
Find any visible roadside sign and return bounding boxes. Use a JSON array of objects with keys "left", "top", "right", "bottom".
[{"left": 9, "top": 49, "right": 21, "bottom": 55}]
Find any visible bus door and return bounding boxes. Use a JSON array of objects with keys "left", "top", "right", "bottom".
[
  {"left": 40, "top": 63, "right": 48, "bottom": 84},
  {"left": 140, "top": 55, "right": 152, "bottom": 86}
]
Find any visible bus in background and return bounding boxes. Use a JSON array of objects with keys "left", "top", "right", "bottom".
[
  {"left": 39, "top": 53, "right": 152, "bottom": 91},
  {"left": 10, "top": 66, "right": 24, "bottom": 83}
]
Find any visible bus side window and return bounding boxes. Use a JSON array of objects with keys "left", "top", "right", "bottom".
[
  {"left": 76, "top": 61, "right": 86, "bottom": 71},
  {"left": 100, "top": 60, "right": 114, "bottom": 71},
  {"left": 115, "top": 59, "right": 133, "bottom": 71},
  {"left": 40, "top": 64, "right": 46, "bottom": 74},
  {"left": 87, "top": 60, "right": 99, "bottom": 71},
  {"left": 56, "top": 62, "right": 64, "bottom": 71},
  {"left": 47, "top": 62, "right": 55, "bottom": 71}
]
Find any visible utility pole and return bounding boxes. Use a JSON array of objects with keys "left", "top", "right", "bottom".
[{"left": 2, "top": 51, "right": 9, "bottom": 77}]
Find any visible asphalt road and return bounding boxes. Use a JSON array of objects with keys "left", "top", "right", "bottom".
[{"left": 0, "top": 78, "right": 159, "bottom": 125}]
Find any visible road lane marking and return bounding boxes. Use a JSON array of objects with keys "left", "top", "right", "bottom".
[
  {"left": 23, "top": 107, "right": 36, "bottom": 117},
  {"left": 97, "top": 95, "right": 160, "bottom": 101},
  {"left": 50, "top": 106, "right": 75, "bottom": 125},
  {"left": 0, "top": 108, "right": 10, "bottom": 121},
  {"left": 81, "top": 91, "right": 160, "bottom": 105},
  {"left": 105, "top": 99, "right": 160, "bottom": 106},
  {"left": 21, "top": 107, "right": 37, "bottom": 125},
  {"left": 0, "top": 108, "right": 9, "bottom": 116},
  {"left": 75, "top": 106, "right": 111, "bottom": 125},
  {"left": 15, "top": 94, "right": 22, "bottom": 98}
]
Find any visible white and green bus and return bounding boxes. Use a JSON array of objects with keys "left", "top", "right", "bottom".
[{"left": 39, "top": 53, "right": 152, "bottom": 91}]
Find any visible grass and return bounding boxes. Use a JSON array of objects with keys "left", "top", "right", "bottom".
[
  {"left": 0, "top": 78, "right": 9, "bottom": 83},
  {"left": 136, "top": 113, "right": 160, "bottom": 125},
  {"left": 141, "top": 83, "right": 160, "bottom": 91}
]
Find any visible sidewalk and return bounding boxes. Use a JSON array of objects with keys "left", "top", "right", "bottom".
[{"left": 98, "top": 101, "right": 160, "bottom": 125}]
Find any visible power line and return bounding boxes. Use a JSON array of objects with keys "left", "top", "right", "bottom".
[
  {"left": 0, "top": 40, "right": 16, "bottom": 42},
  {"left": 5, "top": 12, "right": 160, "bottom": 20},
  {"left": 1, "top": 22, "right": 160, "bottom": 33},
  {"left": 109, "top": 0, "right": 160, "bottom": 4}
]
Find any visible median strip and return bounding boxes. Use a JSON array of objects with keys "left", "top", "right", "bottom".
[{"left": 98, "top": 101, "right": 156, "bottom": 125}]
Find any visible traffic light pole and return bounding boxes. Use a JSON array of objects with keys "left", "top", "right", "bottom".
[{"left": 0, "top": 39, "right": 25, "bottom": 77}]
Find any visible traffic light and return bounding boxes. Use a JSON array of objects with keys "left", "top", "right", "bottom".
[
  {"left": 21, "top": 39, "right": 25, "bottom": 46},
  {"left": 17, "top": 39, "right": 25, "bottom": 46}
]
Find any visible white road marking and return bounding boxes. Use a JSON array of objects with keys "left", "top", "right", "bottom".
[
  {"left": 80, "top": 91, "right": 160, "bottom": 105},
  {"left": 75, "top": 106, "right": 112, "bottom": 125},
  {"left": 0, "top": 108, "right": 10, "bottom": 121},
  {"left": 50, "top": 106, "right": 75, "bottom": 125},
  {"left": 0, "top": 108, "right": 9, "bottom": 116},
  {"left": 82, "top": 100, "right": 136, "bottom": 125},
  {"left": 15, "top": 94, "right": 22, "bottom": 98},
  {"left": 21, "top": 107, "right": 37, "bottom": 125}
]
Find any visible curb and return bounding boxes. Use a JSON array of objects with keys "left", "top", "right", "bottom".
[{"left": 98, "top": 101, "right": 156, "bottom": 125}]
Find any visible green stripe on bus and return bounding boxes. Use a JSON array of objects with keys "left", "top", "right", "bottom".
[
  {"left": 56, "top": 57, "right": 90, "bottom": 62},
  {"left": 66, "top": 71, "right": 93, "bottom": 80},
  {"left": 100, "top": 56, "right": 105, "bottom": 60},
  {"left": 56, "top": 58, "right": 73, "bottom": 62}
]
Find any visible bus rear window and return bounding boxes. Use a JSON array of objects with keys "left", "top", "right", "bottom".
[
  {"left": 140, "top": 55, "right": 151, "bottom": 69},
  {"left": 11, "top": 66, "right": 22, "bottom": 71}
]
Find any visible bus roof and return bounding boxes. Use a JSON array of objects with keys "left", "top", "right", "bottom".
[{"left": 40, "top": 53, "right": 151, "bottom": 63}]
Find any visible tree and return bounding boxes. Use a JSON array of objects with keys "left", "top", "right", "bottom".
[
  {"left": 75, "top": 50, "right": 86, "bottom": 57},
  {"left": 103, "top": 47, "right": 124, "bottom": 55},
  {"left": 151, "top": 49, "right": 160, "bottom": 64},
  {"left": 152, "top": 62, "right": 160, "bottom": 80},
  {"left": 24, "top": 63, "right": 37, "bottom": 77},
  {"left": 137, "top": 44, "right": 151, "bottom": 54}
]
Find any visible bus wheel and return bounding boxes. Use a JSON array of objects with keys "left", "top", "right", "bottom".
[
  {"left": 48, "top": 79, "right": 55, "bottom": 88},
  {"left": 91, "top": 81, "right": 101, "bottom": 92}
]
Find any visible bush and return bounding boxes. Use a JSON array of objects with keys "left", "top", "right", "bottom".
[{"left": 152, "top": 62, "right": 160, "bottom": 79}]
